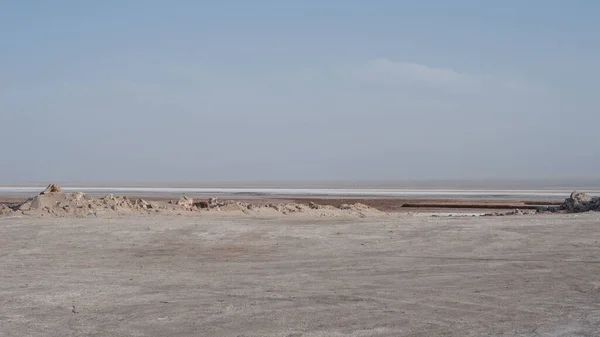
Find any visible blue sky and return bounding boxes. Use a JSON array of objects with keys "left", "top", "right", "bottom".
[{"left": 1, "top": 1, "right": 599, "bottom": 183}]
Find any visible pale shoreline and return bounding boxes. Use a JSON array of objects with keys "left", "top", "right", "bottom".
[{"left": 0, "top": 186, "right": 597, "bottom": 199}]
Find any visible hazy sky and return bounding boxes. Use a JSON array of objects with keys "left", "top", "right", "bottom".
[{"left": 1, "top": 1, "right": 599, "bottom": 183}]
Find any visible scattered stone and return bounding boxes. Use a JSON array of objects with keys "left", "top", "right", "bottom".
[
  {"left": 309, "top": 202, "right": 322, "bottom": 209},
  {"left": 503, "top": 209, "right": 535, "bottom": 216},
  {"left": 0, "top": 205, "right": 12, "bottom": 216},
  {"left": 194, "top": 201, "right": 210, "bottom": 209},
  {"left": 134, "top": 199, "right": 150, "bottom": 210},
  {"left": 208, "top": 197, "right": 220, "bottom": 208},
  {"left": 176, "top": 196, "right": 194, "bottom": 209}
]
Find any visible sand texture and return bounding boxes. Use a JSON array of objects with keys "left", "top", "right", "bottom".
[{"left": 1, "top": 214, "right": 600, "bottom": 336}]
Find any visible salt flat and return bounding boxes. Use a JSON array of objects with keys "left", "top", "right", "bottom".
[
  {"left": 1, "top": 214, "right": 600, "bottom": 336},
  {"left": 1, "top": 186, "right": 600, "bottom": 199}
]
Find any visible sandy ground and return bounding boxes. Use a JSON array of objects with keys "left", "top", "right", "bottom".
[{"left": 1, "top": 213, "right": 600, "bottom": 336}]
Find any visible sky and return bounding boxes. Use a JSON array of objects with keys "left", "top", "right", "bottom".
[{"left": 1, "top": 0, "right": 599, "bottom": 183}]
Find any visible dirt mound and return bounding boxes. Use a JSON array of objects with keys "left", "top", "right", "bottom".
[
  {"left": 2, "top": 185, "right": 385, "bottom": 218},
  {"left": 338, "top": 203, "right": 381, "bottom": 217},
  {"left": 339, "top": 203, "right": 375, "bottom": 212},
  {"left": 18, "top": 191, "right": 97, "bottom": 217}
]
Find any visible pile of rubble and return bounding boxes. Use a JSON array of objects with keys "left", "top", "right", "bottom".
[
  {"left": 540, "top": 191, "right": 600, "bottom": 213},
  {"left": 482, "top": 191, "right": 600, "bottom": 216},
  {"left": 0, "top": 184, "right": 384, "bottom": 218},
  {"left": 482, "top": 209, "right": 536, "bottom": 217}
]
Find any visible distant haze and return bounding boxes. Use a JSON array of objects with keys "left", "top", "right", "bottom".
[{"left": 1, "top": 1, "right": 599, "bottom": 184}]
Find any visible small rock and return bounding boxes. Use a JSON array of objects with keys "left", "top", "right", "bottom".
[
  {"left": 570, "top": 191, "right": 590, "bottom": 204},
  {"left": 0, "top": 205, "right": 13, "bottom": 216},
  {"left": 308, "top": 202, "right": 322, "bottom": 209},
  {"left": 134, "top": 199, "right": 150, "bottom": 209},
  {"left": 176, "top": 196, "right": 194, "bottom": 209},
  {"left": 193, "top": 201, "right": 209, "bottom": 209},
  {"left": 40, "top": 184, "right": 62, "bottom": 195}
]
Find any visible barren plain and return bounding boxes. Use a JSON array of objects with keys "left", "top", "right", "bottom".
[{"left": 1, "top": 211, "right": 600, "bottom": 336}]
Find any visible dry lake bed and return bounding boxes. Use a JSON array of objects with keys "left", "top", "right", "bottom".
[{"left": 1, "top": 213, "right": 600, "bottom": 336}]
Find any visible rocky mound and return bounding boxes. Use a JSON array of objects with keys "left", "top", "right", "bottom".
[
  {"left": 543, "top": 191, "right": 600, "bottom": 213},
  {"left": 1, "top": 184, "right": 385, "bottom": 218}
]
